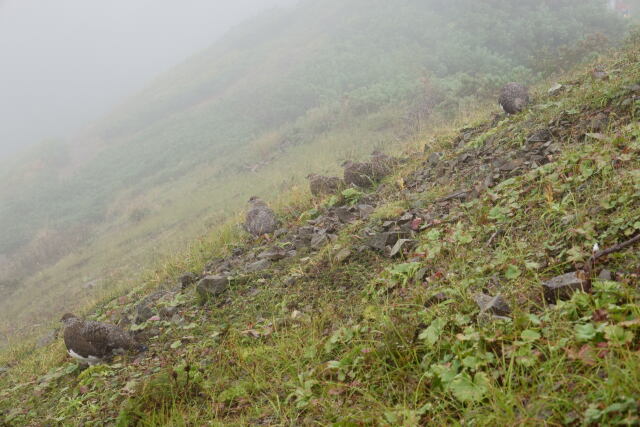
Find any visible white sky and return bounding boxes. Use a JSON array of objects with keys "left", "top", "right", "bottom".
[{"left": 0, "top": 0, "right": 294, "bottom": 159}]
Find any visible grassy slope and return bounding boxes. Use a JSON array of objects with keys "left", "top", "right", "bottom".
[
  {"left": 3, "top": 35, "right": 640, "bottom": 426},
  {"left": 0, "top": 1, "right": 624, "bottom": 343}
]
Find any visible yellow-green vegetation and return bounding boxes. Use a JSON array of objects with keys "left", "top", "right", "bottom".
[
  {"left": 0, "top": 0, "right": 627, "bottom": 344},
  {"left": 4, "top": 29, "right": 640, "bottom": 426}
]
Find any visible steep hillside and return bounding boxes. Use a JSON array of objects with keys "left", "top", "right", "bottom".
[
  {"left": 0, "top": 0, "right": 626, "bottom": 344},
  {"left": 3, "top": 29, "right": 640, "bottom": 426}
]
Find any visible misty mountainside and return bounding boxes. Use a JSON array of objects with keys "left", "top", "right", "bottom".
[
  {"left": 5, "top": 22, "right": 640, "bottom": 425},
  {"left": 0, "top": 1, "right": 625, "bottom": 336}
]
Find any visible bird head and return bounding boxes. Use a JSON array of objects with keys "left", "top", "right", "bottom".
[{"left": 60, "top": 313, "right": 79, "bottom": 326}]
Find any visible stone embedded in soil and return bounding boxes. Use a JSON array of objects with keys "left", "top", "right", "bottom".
[
  {"left": 389, "top": 239, "right": 416, "bottom": 258},
  {"left": 366, "top": 232, "right": 407, "bottom": 252},
  {"left": 426, "top": 152, "right": 442, "bottom": 166},
  {"left": 591, "top": 69, "right": 609, "bottom": 81},
  {"left": 196, "top": 275, "right": 230, "bottom": 300},
  {"left": 598, "top": 269, "right": 613, "bottom": 281},
  {"left": 135, "top": 303, "right": 154, "bottom": 324},
  {"left": 474, "top": 293, "right": 511, "bottom": 316},
  {"left": 542, "top": 271, "right": 589, "bottom": 303},
  {"left": 334, "top": 248, "right": 352, "bottom": 264},
  {"left": 334, "top": 207, "right": 357, "bottom": 223},
  {"left": 245, "top": 259, "right": 272, "bottom": 273},
  {"left": 179, "top": 272, "right": 198, "bottom": 289},
  {"left": 258, "top": 249, "right": 288, "bottom": 262},
  {"left": 527, "top": 129, "right": 553, "bottom": 143},
  {"left": 358, "top": 204, "right": 375, "bottom": 218},
  {"left": 310, "top": 233, "right": 329, "bottom": 250},
  {"left": 160, "top": 306, "right": 179, "bottom": 319}
]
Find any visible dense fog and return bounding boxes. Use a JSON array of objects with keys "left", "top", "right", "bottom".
[{"left": 0, "top": 0, "right": 294, "bottom": 159}]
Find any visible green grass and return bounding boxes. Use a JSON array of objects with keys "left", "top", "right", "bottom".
[
  {"left": 0, "top": 1, "right": 627, "bottom": 345},
  {"left": 3, "top": 38, "right": 640, "bottom": 425}
]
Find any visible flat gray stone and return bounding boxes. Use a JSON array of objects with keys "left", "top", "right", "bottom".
[
  {"left": 389, "top": 239, "right": 416, "bottom": 258},
  {"left": 258, "top": 249, "right": 287, "bottom": 262},
  {"left": 334, "top": 248, "right": 352, "bottom": 264},
  {"left": 160, "top": 305, "right": 179, "bottom": 319},
  {"left": 366, "top": 232, "right": 408, "bottom": 252},
  {"left": 334, "top": 207, "right": 356, "bottom": 223},
  {"left": 542, "top": 271, "right": 588, "bottom": 303},
  {"left": 598, "top": 269, "right": 613, "bottom": 281},
  {"left": 196, "top": 275, "right": 230, "bottom": 300},
  {"left": 474, "top": 293, "right": 511, "bottom": 316},
  {"left": 357, "top": 204, "right": 375, "bottom": 218},
  {"left": 310, "top": 233, "right": 329, "bottom": 250},
  {"left": 135, "top": 305, "right": 153, "bottom": 324},
  {"left": 245, "top": 259, "right": 271, "bottom": 273},
  {"left": 426, "top": 152, "right": 441, "bottom": 166}
]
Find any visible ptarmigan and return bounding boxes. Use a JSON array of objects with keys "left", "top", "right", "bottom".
[
  {"left": 61, "top": 313, "right": 145, "bottom": 365},
  {"left": 245, "top": 197, "right": 279, "bottom": 236},
  {"left": 498, "top": 82, "right": 530, "bottom": 114},
  {"left": 307, "top": 174, "right": 343, "bottom": 197}
]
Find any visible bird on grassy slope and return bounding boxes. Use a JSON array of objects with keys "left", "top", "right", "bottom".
[
  {"left": 307, "top": 173, "right": 343, "bottom": 197},
  {"left": 498, "top": 82, "right": 530, "bottom": 114},
  {"left": 245, "top": 196, "right": 279, "bottom": 237},
  {"left": 61, "top": 313, "right": 146, "bottom": 366}
]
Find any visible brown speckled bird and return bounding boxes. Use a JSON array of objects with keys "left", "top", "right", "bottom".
[
  {"left": 245, "top": 197, "right": 279, "bottom": 236},
  {"left": 61, "top": 313, "right": 145, "bottom": 365},
  {"left": 498, "top": 82, "right": 530, "bottom": 115},
  {"left": 342, "top": 160, "right": 376, "bottom": 188},
  {"left": 370, "top": 151, "right": 398, "bottom": 179},
  {"left": 307, "top": 174, "right": 343, "bottom": 197}
]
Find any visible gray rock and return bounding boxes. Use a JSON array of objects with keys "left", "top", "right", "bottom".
[
  {"left": 258, "top": 249, "right": 288, "bottom": 262},
  {"left": 426, "top": 152, "right": 441, "bottom": 166},
  {"left": 389, "top": 239, "right": 416, "bottom": 258},
  {"left": 527, "top": 129, "right": 552, "bottom": 143},
  {"left": 334, "top": 248, "right": 352, "bottom": 264},
  {"left": 542, "top": 271, "right": 589, "bottom": 303},
  {"left": 548, "top": 83, "right": 564, "bottom": 96},
  {"left": 0, "top": 366, "right": 8, "bottom": 375},
  {"left": 179, "top": 272, "right": 198, "bottom": 290},
  {"left": 160, "top": 306, "right": 179, "bottom": 319},
  {"left": 366, "top": 232, "right": 407, "bottom": 252},
  {"left": 274, "top": 228, "right": 288, "bottom": 238},
  {"left": 307, "top": 174, "right": 343, "bottom": 197},
  {"left": 310, "top": 233, "right": 329, "bottom": 250},
  {"left": 134, "top": 303, "right": 154, "bottom": 324},
  {"left": 474, "top": 294, "right": 511, "bottom": 316},
  {"left": 245, "top": 259, "right": 271, "bottom": 273},
  {"left": 171, "top": 314, "right": 184, "bottom": 325},
  {"left": 334, "top": 207, "right": 356, "bottom": 223},
  {"left": 283, "top": 276, "right": 297, "bottom": 287},
  {"left": 196, "top": 275, "right": 230, "bottom": 300},
  {"left": 598, "top": 269, "right": 613, "bottom": 281},
  {"left": 592, "top": 68, "right": 609, "bottom": 81},
  {"left": 358, "top": 204, "right": 375, "bottom": 218},
  {"left": 342, "top": 160, "right": 376, "bottom": 188}
]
